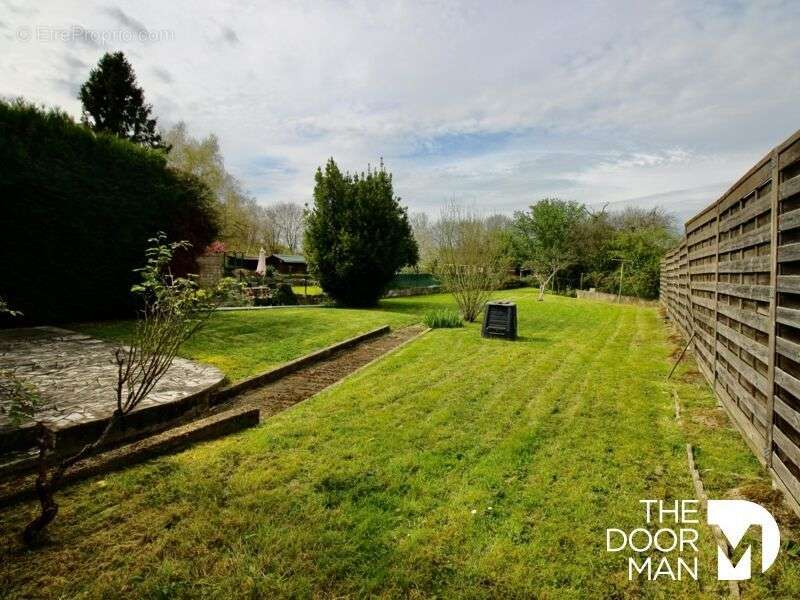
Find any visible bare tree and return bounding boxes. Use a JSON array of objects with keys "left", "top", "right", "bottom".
[
  {"left": 21, "top": 235, "right": 232, "bottom": 544},
  {"left": 409, "top": 212, "right": 438, "bottom": 273},
  {"left": 254, "top": 205, "right": 283, "bottom": 254},
  {"left": 269, "top": 202, "right": 305, "bottom": 253},
  {"left": 435, "top": 205, "right": 503, "bottom": 322}
]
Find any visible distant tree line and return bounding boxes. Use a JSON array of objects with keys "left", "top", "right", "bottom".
[
  {"left": 408, "top": 200, "right": 679, "bottom": 301},
  {"left": 508, "top": 201, "right": 679, "bottom": 300}
]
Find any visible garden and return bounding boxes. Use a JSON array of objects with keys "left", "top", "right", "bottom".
[{"left": 3, "top": 290, "right": 800, "bottom": 598}]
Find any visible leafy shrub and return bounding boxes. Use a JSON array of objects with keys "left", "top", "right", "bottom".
[
  {"left": 273, "top": 283, "right": 298, "bottom": 306},
  {"left": 0, "top": 100, "right": 218, "bottom": 324},
  {"left": 217, "top": 277, "right": 252, "bottom": 307},
  {"left": 304, "top": 158, "right": 418, "bottom": 307},
  {"left": 499, "top": 276, "right": 526, "bottom": 290},
  {"left": 423, "top": 308, "right": 463, "bottom": 329},
  {"left": 252, "top": 283, "right": 298, "bottom": 307}
]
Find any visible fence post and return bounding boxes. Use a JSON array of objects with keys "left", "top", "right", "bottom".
[
  {"left": 712, "top": 201, "right": 720, "bottom": 392},
  {"left": 766, "top": 149, "right": 780, "bottom": 467}
]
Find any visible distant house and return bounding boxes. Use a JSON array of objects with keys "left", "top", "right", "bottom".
[{"left": 265, "top": 254, "right": 307, "bottom": 274}]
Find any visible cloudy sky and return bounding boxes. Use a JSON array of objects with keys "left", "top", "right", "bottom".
[{"left": 2, "top": 1, "right": 799, "bottom": 224}]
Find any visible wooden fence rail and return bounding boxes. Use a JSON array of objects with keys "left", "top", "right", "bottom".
[{"left": 660, "top": 128, "right": 800, "bottom": 515}]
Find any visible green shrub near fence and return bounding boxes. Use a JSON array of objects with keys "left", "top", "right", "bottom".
[
  {"left": 389, "top": 273, "right": 441, "bottom": 289},
  {"left": 0, "top": 100, "right": 218, "bottom": 324}
]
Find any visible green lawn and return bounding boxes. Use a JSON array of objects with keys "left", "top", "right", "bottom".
[
  {"left": 291, "top": 285, "right": 323, "bottom": 296},
  {"left": 2, "top": 290, "right": 799, "bottom": 598},
  {"left": 73, "top": 294, "right": 466, "bottom": 382}
]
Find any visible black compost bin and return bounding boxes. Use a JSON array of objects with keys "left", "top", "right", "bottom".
[{"left": 481, "top": 301, "right": 517, "bottom": 340}]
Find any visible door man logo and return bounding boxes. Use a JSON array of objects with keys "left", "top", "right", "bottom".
[
  {"left": 707, "top": 500, "right": 780, "bottom": 581},
  {"left": 606, "top": 499, "right": 781, "bottom": 582}
]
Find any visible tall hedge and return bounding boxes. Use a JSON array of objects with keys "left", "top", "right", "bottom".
[{"left": 0, "top": 100, "right": 219, "bottom": 325}]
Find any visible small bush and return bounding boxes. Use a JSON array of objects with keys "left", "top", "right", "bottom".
[
  {"left": 423, "top": 309, "right": 463, "bottom": 329},
  {"left": 273, "top": 283, "right": 298, "bottom": 306},
  {"left": 499, "top": 276, "right": 526, "bottom": 290},
  {"left": 252, "top": 283, "right": 298, "bottom": 307}
]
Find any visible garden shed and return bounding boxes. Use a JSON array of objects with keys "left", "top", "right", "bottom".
[{"left": 266, "top": 254, "right": 307, "bottom": 274}]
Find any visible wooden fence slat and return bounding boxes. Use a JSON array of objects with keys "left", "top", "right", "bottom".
[
  {"left": 718, "top": 227, "right": 771, "bottom": 254},
  {"left": 717, "top": 321, "right": 769, "bottom": 362},
  {"left": 717, "top": 304, "right": 770, "bottom": 334},
  {"left": 775, "top": 367, "right": 800, "bottom": 401},
  {"left": 772, "top": 452, "right": 800, "bottom": 501},
  {"left": 716, "top": 282, "right": 771, "bottom": 303},
  {"left": 774, "top": 396, "right": 800, "bottom": 435},
  {"left": 778, "top": 243, "right": 800, "bottom": 263},
  {"left": 777, "top": 306, "right": 800, "bottom": 329},
  {"left": 778, "top": 275, "right": 800, "bottom": 294},
  {"left": 779, "top": 208, "right": 800, "bottom": 232}
]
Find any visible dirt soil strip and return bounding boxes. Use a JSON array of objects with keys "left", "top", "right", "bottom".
[{"left": 211, "top": 324, "right": 427, "bottom": 420}]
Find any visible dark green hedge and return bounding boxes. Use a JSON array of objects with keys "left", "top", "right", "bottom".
[
  {"left": 389, "top": 273, "right": 440, "bottom": 289},
  {"left": 0, "top": 100, "right": 218, "bottom": 325}
]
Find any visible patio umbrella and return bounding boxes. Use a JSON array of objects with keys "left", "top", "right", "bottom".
[{"left": 255, "top": 247, "right": 267, "bottom": 275}]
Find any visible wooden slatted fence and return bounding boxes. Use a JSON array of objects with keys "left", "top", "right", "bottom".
[{"left": 660, "top": 128, "right": 800, "bottom": 515}]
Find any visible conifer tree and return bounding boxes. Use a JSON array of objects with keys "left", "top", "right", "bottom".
[{"left": 79, "top": 51, "right": 167, "bottom": 150}]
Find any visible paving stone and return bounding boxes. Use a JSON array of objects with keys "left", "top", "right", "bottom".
[{"left": 0, "top": 326, "right": 224, "bottom": 434}]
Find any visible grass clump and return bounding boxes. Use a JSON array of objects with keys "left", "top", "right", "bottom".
[{"left": 422, "top": 308, "right": 463, "bottom": 328}]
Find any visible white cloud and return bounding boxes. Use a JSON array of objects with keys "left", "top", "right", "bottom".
[{"left": 2, "top": 0, "right": 799, "bottom": 226}]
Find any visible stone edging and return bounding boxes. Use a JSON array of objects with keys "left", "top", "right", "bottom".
[
  {"left": 211, "top": 325, "right": 391, "bottom": 403},
  {"left": 0, "top": 407, "right": 260, "bottom": 508}
]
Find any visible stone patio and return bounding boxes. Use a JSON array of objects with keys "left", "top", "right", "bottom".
[{"left": 0, "top": 326, "right": 224, "bottom": 454}]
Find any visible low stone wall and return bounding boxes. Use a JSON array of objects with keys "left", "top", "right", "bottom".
[
  {"left": 575, "top": 290, "right": 658, "bottom": 306},
  {"left": 0, "top": 407, "right": 260, "bottom": 506},
  {"left": 197, "top": 253, "right": 225, "bottom": 288},
  {"left": 0, "top": 327, "right": 225, "bottom": 457},
  {"left": 384, "top": 285, "right": 442, "bottom": 298}
]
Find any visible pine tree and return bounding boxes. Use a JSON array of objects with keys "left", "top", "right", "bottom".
[{"left": 79, "top": 52, "right": 167, "bottom": 150}]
